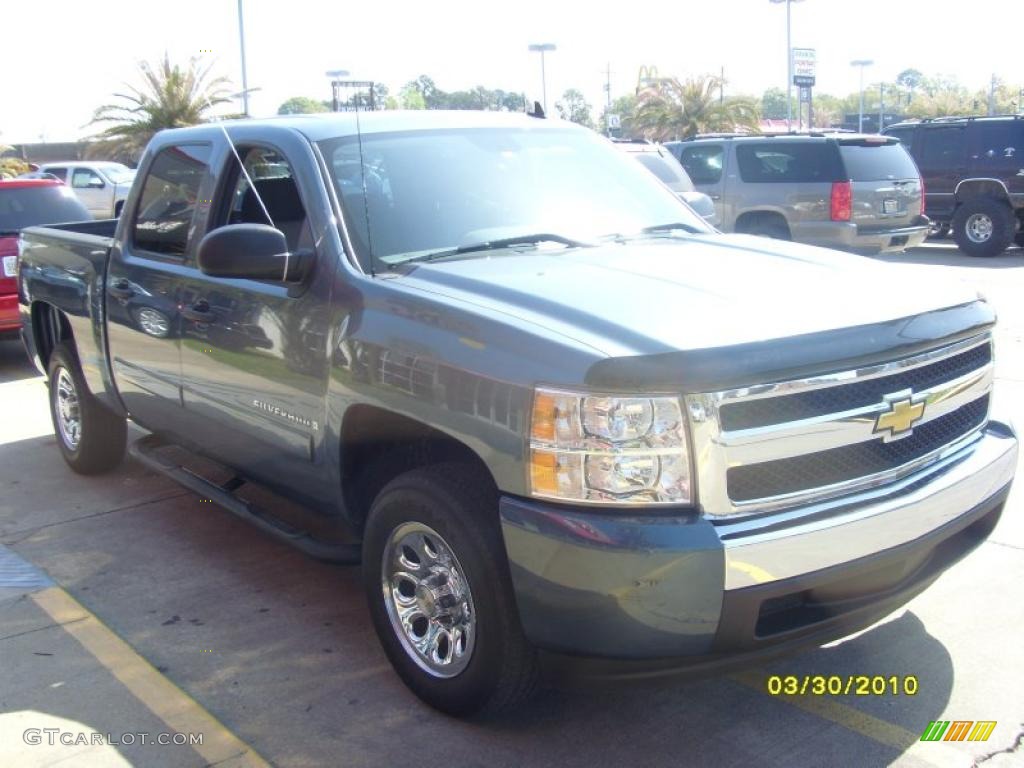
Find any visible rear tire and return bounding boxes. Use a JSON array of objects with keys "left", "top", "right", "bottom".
[
  {"left": 739, "top": 215, "right": 791, "bottom": 241},
  {"left": 951, "top": 198, "right": 1015, "bottom": 257},
  {"left": 362, "top": 464, "right": 538, "bottom": 716},
  {"left": 47, "top": 343, "right": 126, "bottom": 474}
]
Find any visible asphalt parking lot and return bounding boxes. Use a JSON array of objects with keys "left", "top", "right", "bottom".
[{"left": 1, "top": 240, "right": 1022, "bottom": 768}]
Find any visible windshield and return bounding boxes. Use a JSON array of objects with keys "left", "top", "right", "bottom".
[
  {"left": 0, "top": 185, "right": 91, "bottom": 232},
  {"left": 98, "top": 163, "right": 135, "bottom": 184},
  {"left": 838, "top": 141, "right": 920, "bottom": 181},
  {"left": 318, "top": 126, "right": 709, "bottom": 270}
]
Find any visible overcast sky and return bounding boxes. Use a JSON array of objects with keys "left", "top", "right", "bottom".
[{"left": 3, "top": 0, "right": 1021, "bottom": 143}]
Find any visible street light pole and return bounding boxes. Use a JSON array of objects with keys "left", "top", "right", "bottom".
[
  {"left": 851, "top": 59, "right": 873, "bottom": 132},
  {"left": 528, "top": 43, "right": 557, "bottom": 114},
  {"left": 237, "top": 0, "right": 250, "bottom": 116},
  {"left": 770, "top": 0, "right": 804, "bottom": 132}
]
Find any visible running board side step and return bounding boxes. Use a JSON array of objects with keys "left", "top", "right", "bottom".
[{"left": 130, "top": 434, "right": 361, "bottom": 564}]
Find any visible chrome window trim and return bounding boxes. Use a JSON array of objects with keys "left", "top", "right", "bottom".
[{"left": 687, "top": 333, "right": 993, "bottom": 518}]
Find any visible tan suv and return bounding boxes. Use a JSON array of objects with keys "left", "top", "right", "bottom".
[{"left": 665, "top": 134, "right": 929, "bottom": 253}]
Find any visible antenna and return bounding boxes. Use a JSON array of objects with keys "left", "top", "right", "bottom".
[
  {"left": 353, "top": 98, "right": 376, "bottom": 276},
  {"left": 204, "top": 99, "right": 290, "bottom": 280}
]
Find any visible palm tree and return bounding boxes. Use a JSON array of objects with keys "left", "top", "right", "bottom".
[
  {"left": 87, "top": 54, "right": 231, "bottom": 162},
  {"left": 634, "top": 75, "right": 760, "bottom": 141}
]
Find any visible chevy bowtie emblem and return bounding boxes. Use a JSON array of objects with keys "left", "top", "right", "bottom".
[{"left": 874, "top": 391, "right": 927, "bottom": 441}]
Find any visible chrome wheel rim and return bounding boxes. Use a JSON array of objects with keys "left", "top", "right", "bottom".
[
  {"left": 381, "top": 522, "right": 475, "bottom": 678},
  {"left": 965, "top": 213, "right": 993, "bottom": 243},
  {"left": 55, "top": 368, "right": 81, "bottom": 451},
  {"left": 136, "top": 308, "right": 170, "bottom": 337}
]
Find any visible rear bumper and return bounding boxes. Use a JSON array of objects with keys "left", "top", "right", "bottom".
[
  {"left": 791, "top": 218, "right": 930, "bottom": 252},
  {"left": 0, "top": 292, "right": 19, "bottom": 336},
  {"left": 499, "top": 420, "right": 1016, "bottom": 674}
]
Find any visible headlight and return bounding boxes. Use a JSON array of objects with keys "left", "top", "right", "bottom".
[{"left": 529, "top": 387, "right": 692, "bottom": 505}]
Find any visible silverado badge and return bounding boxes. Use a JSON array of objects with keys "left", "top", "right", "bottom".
[{"left": 874, "top": 391, "right": 927, "bottom": 441}]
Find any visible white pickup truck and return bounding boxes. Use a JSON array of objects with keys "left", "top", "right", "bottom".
[{"left": 37, "top": 161, "right": 135, "bottom": 218}]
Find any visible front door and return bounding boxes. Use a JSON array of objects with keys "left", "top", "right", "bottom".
[
  {"left": 70, "top": 166, "right": 112, "bottom": 218},
  {"left": 105, "top": 143, "right": 213, "bottom": 434},
  {"left": 177, "top": 142, "right": 333, "bottom": 502},
  {"left": 677, "top": 143, "right": 728, "bottom": 225}
]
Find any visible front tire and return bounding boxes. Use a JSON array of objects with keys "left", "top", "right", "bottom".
[
  {"left": 951, "top": 198, "right": 1015, "bottom": 257},
  {"left": 47, "top": 343, "right": 126, "bottom": 474},
  {"left": 362, "top": 464, "right": 538, "bottom": 716}
]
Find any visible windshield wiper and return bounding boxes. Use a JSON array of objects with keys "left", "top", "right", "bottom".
[
  {"left": 396, "top": 233, "right": 590, "bottom": 265},
  {"left": 639, "top": 222, "right": 703, "bottom": 235}
]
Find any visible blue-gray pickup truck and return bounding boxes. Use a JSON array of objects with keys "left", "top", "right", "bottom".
[{"left": 16, "top": 112, "right": 1017, "bottom": 715}]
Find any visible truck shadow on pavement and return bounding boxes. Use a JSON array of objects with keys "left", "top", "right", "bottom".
[
  {"left": 875, "top": 242, "right": 1024, "bottom": 269},
  {"left": 0, "top": 340, "right": 39, "bottom": 384},
  {"left": 0, "top": 428, "right": 960, "bottom": 768}
]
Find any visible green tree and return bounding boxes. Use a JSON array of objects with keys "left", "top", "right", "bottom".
[
  {"left": 400, "top": 84, "right": 426, "bottom": 109},
  {"left": 635, "top": 75, "right": 759, "bottom": 140},
  {"left": 555, "top": 89, "right": 594, "bottom": 127},
  {"left": 599, "top": 94, "right": 638, "bottom": 136},
  {"left": 277, "top": 96, "right": 328, "bottom": 115},
  {"left": 760, "top": 87, "right": 793, "bottom": 120},
  {"left": 87, "top": 54, "right": 231, "bottom": 162}
]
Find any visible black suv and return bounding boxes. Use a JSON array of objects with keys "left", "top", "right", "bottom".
[{"left": 884, "top": 116, "right": 1024, "bottom": 257}]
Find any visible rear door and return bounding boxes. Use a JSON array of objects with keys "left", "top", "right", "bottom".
[
  {"left": 70, "top": 166, "right": 113, "bottom": 217},
  {"left": 838, "top": 138, "right": 923, "bottom": 230},
  {"left": 105, "top": 143, "right": 212, "bottom": 434},
  {"left": 676, "top": 143, "right": 728, "bottom": 223},
  {"left": 916, "top": 125, "right": 966, "bottom": 217}
]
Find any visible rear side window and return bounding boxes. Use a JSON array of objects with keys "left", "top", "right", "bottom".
[
  {"left": 679, "top": 145, "right": 724, "bottom": 184},
  {"left": 838, "top": 141, "right": 920, "bottom": 181},
  {"left": 0, "top": 185, "right": 91, "bottom": 231},
  {"left": 883, "top": 127, "right": 915, "bottom": 147},
  {"left": 45, "top": 167, "right": 68, "bottom": 182},
  {"left": 133, "top": 144, "right": 211, "bottom": 257},
  {"left": 736, "top": 143, "right": 842, "bottom": 183}
]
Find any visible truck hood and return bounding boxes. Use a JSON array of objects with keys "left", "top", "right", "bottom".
[{"left": 397, "top": 234, "right": 982, "bottom": 360}]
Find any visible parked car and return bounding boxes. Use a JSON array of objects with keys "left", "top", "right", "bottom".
[
  {"left": 665, "top": 133, "right": 929, "bottom": 253},
  {"left": 18, "top": 112, "right": 1016, "bottom": 715},
  {"left": 611, "top": 139, "right": 719, "bottom": 226},
  {"left": 884, "top": 116, "right": 1024, "bottom": 256},
  {"left": 38, "top": 161, "right": 136, "bottom": 218},
  {"left": 0, "top": 179, "right": 90, "bottom": 338}
]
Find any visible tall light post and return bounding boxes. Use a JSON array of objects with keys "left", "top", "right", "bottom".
[
  {"left": 851, "top": 59, "right": 873, "bottom": 132},
  {"left": 326, "top": 69, "right": 350, "bottom": 112},
  {"left": 237, "top": 0, "right": 250, "bottom": 116},
  {"left": 770, "top": 0, "right": 804, "bottom": 131},
  {"left": 528, "top": 43, "right": 556, "bottom": 114}
]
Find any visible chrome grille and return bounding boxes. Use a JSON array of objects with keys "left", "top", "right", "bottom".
[{"left": 687, "top": 334, "right": 993, "bottom": 517}]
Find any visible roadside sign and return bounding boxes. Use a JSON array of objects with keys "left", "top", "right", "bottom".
[
  {"left": 792, "top": 48, "right": 816, "bottom": 87},
  {"left": 608, "top": 114, "right": 621, "bottom": 129},
  {"left": 799, "top": 86, "right": 811, "bottom": 103}
]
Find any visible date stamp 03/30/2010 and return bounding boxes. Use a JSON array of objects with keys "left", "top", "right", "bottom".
[{"left": 765, "top": 674, "right": 919, "bottom": 697}]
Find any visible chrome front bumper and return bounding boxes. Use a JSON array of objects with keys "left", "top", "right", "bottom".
[{"left": 718, "top": 420, "right": 1017, "bottom": 589}]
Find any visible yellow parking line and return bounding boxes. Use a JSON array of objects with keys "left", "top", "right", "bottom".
[
  {"left": 31, "top": 586, "right": 271, "bottom": 768},
  {"left": 731, "top": 669, "right": 922, "bottom": 751}
]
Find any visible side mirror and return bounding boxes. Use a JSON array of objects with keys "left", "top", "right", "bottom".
[
  {"left": 87, "top": 177, "right": 105, "bottom": 189},
  {"left": 197, "top": 223, "right": 309, "bottom": 282}
]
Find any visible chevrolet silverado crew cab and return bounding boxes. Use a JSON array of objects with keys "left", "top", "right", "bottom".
[{"left": 17, "top": 112, "right": 1017, "bottom": 715}]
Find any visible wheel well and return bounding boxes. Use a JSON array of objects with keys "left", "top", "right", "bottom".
[
  {"left": 340, "top": 405, "right": 496, "bottom": 532},
  {"left": 31, "top": 302, "right": 73, "bottom": 369},
  {"left": 954, "top": 180, "right": 1010, "bottom": 206},
  {"left": 735, "top": 210, "right": 790, "bottom": 235}
]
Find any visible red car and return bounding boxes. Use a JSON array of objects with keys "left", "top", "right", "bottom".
[{"left": 0, "top": 179, "right": 91, "bottom": 338}]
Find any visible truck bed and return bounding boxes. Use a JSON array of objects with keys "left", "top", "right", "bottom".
[{"left": 19, "top": 219, "right": 119, "bottom": 408}]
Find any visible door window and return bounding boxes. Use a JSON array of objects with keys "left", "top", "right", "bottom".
[
  {"left": 71, "top": 168, "right": 104, "bottom": 189},
  {"left": 919, "top": 127, "right": 965, "bottom": 171},
  {"left": 216, "top": 147, "right": 312, "bottom": 252},
  {"left": 679, "top": 145, "right": 724, "bottom": 185},
  {"left": 969, "top": 122, "right": 1022, "bottom": 170},
  {"left": 735, "top": 143, "right": 842, "bottom": 183},
  {"left": 132, "top": 144, "right": 211, "bottom": 257}
]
